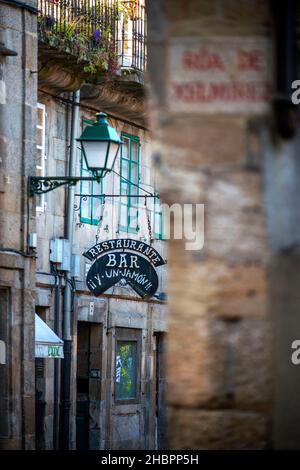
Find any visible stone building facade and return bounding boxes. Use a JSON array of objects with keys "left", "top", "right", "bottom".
[
  {"left": 3, "top": 0, "right": 300, "bottom": 453},
  {"left": 34, "top": 91, "right": 166, "bottom": 450},
  {"left": 0, "top": 0, "right": 167, "bottom": 450},
  {"left": 0, "top": 0, "right": 37, "bottom": 449},
  {"left": 147, "top": 0, "right": 300, "bottom": 450}
]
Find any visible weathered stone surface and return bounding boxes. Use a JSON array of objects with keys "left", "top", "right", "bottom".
[
  {"left": 25, "top": 32, "right": 37, "bottom": 72},
  {"left": 0, "top": 252, "right": 24, "bottom": 270},
  {"left": 162, "top": 117, "right": 246, "bottom": 168},
  {"left": 223, "top": 0, "right": 270, "bottom": 23},
  {"left": 38, "top": 64, "right": 84, "bottom": 92},
  {"left": 205, "top": 171, "right": 269, "bottom": 263},
  {"left": 165, "top": 0, "right": 270, "bottom": 25},
  {"left": 81, "top": 82, "right": 146, "bottom": 126},
  {"left": 168, "top": 408, "right": 270, "bottom": 449},
  {"left": 0, "top": 3, "right": 37, "bottom": 450},
  {"left": 35, "top": 288, "right": 52, "bottom": 307},
  {"left": 152, "top": 304, "right": 168, "bottom": 332},
  {"left": 167, "top": 315, "right": 271, "bottom": 410},
  {"left": 148, "top": 0, "right": 274, "bottom": 451},
  {"left": 166, "top": 0, "right": 215, "bottom": 21},
  {"left": 167, "top": 256, "right": 268, "bottom": 319},
  {"left": 0, "top": 5, "right": 23, "bottom": 31}
]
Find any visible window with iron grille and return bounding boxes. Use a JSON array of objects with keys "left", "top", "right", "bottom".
[
  {"left": 152, "top": 194, "right": 164, "bottom": 240},
  {"left": 80, "top": 118, "right": 103, "bottom": 225},
  {"left": 119, "top": 132, "right": 140, "bottom": 233}
]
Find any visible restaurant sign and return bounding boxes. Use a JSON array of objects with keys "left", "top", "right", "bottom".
[{"left": 83, "top": 239, "right": 165, "bottom": 299}]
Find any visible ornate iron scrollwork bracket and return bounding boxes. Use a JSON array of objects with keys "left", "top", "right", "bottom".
[
  {"left": 74, "top": 195, "right": 88, "bottom": 212},
  {"left": 28, "top": 176, "right": 101, "bottom": 196}
]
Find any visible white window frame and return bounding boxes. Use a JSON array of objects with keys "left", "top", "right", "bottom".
[{"left": 36, "top": 103, "right": 46, "bottom": 212}]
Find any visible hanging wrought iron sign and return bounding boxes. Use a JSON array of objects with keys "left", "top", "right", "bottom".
[{"left": 83, "top": 239, "right": 165, "bottom": 299}]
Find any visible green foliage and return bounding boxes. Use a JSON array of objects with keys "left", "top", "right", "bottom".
[{"left": 38, "top": 9, "right": 120, "bottom": 77}]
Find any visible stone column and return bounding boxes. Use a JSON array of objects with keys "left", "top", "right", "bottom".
[
  {"left": 0, "top": 1, "right": 37, "bottom": 449},
  {"left": 147, "top": 0, "right": 274, "bottom": 449}
]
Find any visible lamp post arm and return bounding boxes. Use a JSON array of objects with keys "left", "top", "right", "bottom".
[{"left": 28, "top": 176, "right": 101, "bottom": 196}]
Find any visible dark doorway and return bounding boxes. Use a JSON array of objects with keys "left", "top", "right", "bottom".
[
  {"left": 76, "top": 322, "right": 102, "bottom": 450},
  {"left": 35, "top": 358, "right": 46, "bottom": 450},
  {"left": 153, "top": 332, "right": 166, "bottom": 450}
]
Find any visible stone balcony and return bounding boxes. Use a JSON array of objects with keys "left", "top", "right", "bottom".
[{"left": 37, "top": 0, "right": 147, "bottom": 123}]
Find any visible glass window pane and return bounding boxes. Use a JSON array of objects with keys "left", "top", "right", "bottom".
[
  {"left": 120, "top": 181, "right": 129, "bottom": 196},
  {"left": 81, "top": 198, "right": 91, "bottom": 221},
  {"left": 93, "top": 179, "right": 102, "bottom": 195},
  {"left": 154, "top": 211, "right": 162, "bottom": 237},
  {"left": 91, "top": 180, "right": 103, "bottom": 224},
  {"left": 129, "top": 209, "right": 138, "bottom": 231},
  {"left": 120, "top": 202, "right": 128, "bottom": 227},
  {"left": 121, "top": 158, "right": 129, "bottom": 180},
  {"left": 131, "top": 141, "right": 139, "bottom": 162},
  {"left": 92, "top": 197, "right": 102, "bottom": 222},
  {"left": 131, "top": 162, "right": 139, "bottom": 185},
  {"left": 122, "top": 138, "right": 130, "bottom": 159},
  {"left": 80, "top": 179, "right": 92, "bottom": 221},
  {"left": 130, "top": 163, "right": 139, "bottom": 205},
  {"left": 115, "top": 341, "right": 137, "bottom": 400},
  {"left": 81, "top": 177, "right": 91, "bottom": 195},
  {"left": 119, "top": 133, "right": 140, "bottom": 231}
]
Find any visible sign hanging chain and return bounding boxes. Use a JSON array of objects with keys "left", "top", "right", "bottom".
[
  {"left": 95, "top": 195, "right": 106, "bottom": 244},
  {"left": 144, "top": 196, "right": 152, "bottom": 243}
]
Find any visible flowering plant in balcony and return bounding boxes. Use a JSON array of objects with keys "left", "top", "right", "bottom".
[
  {"left": 121, "top": 0, "right": 141, "bottom": 20},
  {"left": 38, "top": 15, "right": 119, "bottom": 77}
]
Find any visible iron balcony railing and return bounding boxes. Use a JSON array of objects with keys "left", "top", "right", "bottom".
[{"left": 38, "top": 0, "right": 147, "bottom": 73}]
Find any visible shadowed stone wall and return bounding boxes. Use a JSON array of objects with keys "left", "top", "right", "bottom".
[
  {"left": 147, "top": 0, "right": 279, "bottom": 449},
  {"left": 0, "top": 1, "right": 37, "bottom": 449}
]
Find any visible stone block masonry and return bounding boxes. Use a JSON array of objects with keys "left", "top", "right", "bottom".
[
  {"left": 0, "top": 1, "right": 38, "bottom": 449},
  {"left": 147, "top": 0, "right": 276, "bottom": 450}
]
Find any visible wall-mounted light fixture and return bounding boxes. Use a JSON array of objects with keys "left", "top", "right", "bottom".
[
  {"left": 28, "top": 112, "right": 122, "bottom": 196},
  {"left": 77, "top": 112, "right": 121, "bottom": 177}
]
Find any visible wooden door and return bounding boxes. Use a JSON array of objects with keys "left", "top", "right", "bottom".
[
  {"left": 154, "top": 332, "right": 166, "bottom": 450},
  {"left": 76, "top": 322, "right": 102, "bottom": 450}
]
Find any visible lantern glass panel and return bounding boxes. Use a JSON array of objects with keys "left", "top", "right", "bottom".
[
  {"left": 82, "top": 140, "right": 109, "bottom": 170},
  {"left": 107, "top": 142, "right": 120, "bottom": 170}
]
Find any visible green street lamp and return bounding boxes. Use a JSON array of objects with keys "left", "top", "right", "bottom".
[
  {"left": 29, "top": 112, "right": 122, "bottom": 196},
  {"left": 77, "top": 112, "right": 122, "bottom": 178}
]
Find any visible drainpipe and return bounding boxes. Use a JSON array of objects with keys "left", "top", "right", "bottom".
[
  {"left": 53, "top": 270, "right": 61, "bottom": 450},
  {"left": 60, "top": 89, "right": 80, "bottom": 449}
]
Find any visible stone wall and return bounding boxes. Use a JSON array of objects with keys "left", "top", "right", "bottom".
[
  {"left": 0, "top": 1, "right": 38, "bottom": 449},
  {"left": 34, "top": 91, "right": 167, "bottom": 449},
  {"left": 147, "top": 0, "right": 277, "bottom": 449}
]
